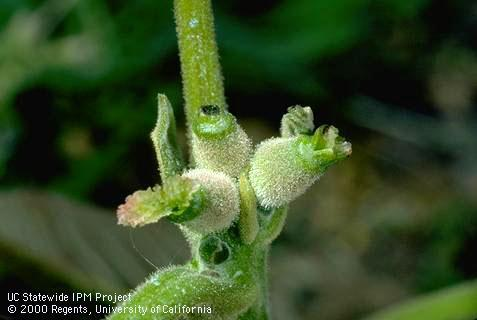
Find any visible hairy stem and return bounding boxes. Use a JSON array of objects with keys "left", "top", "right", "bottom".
[
  {"left": 174, "top": 2, "right": 271, "bottom": 319},
  {"left": 174, "top": 0, "right": 226, "bottom": 128},
  {"left": 256, "top": 249, "right": 271, "bottom": 320}
]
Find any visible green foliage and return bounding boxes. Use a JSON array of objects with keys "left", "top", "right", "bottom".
[
  {"left": 363, "top": 279, "right": 477, "bottom": 320},
  {"left": 0, "top": 190, "right": 188, "bottom": 294},
  {"left": 415, "top": 202, "right": 477, "bottom": 292},
  {"left": 0, "top": 0, "right": 432, "bottom": 194}
]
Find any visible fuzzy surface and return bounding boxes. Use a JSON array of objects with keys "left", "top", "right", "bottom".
[
  {"left": 192, "top": 126, "right": 252, "bottom": 178},
  {"left": 249, "top": 137, "right": 320, "bottom": 208},
  {"left": 106, "top": 263, "right": 257, "bottom": 320},
  {"left": 182, "top": 169, "right": 240, "bottom": 234}
]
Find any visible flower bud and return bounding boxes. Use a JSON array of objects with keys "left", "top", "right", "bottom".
[
  {"left": 182, "top": 168, "right": 240, "bottom": 234},
  {"left": 249, "top": 125, "right": 351, "bottom": 208},
  {"left": 191, "top": 105, "right": 252, "bottom": 178}
]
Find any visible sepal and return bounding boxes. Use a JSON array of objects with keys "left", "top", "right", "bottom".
[{"left": 238, "top": 171, "right": 259, "bottom": 244}]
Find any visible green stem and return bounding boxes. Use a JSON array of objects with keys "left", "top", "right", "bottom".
[
  {"left": 257, "top": 249, "right": 270, "bottom": 320},
  {"left": 173, "top": 0, "right": 226, "bottom": 128},
  {"left": 173, "top": 2, "right": 273, "bottom": 319},
  {"left": 238, "top": 249, "right": 270, "bottom": 320}
]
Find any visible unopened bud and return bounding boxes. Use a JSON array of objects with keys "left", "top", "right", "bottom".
[
  {"left": 249, "top": 125, "right": 351, "bottom": 208},
  {"left": 182, "top": 168, "right": 240, "bottom": 234},
  {"left": 191, "top": 105, "right": 252, "bottom": 178}
]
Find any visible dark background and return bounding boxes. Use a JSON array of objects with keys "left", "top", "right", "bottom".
[{"left": 1, "top": 0, "right": 476, "bottom": 319}]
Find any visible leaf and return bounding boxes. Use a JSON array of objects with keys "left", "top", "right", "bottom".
[
  {"left": 363, "top": 279, "right": 477, "bottom": 320},
  {"left": 0, "top": 189, "right": 188, "bottom": 293},
  {"left": 151, "top": 94, "right": 185, "bottom": 181}
]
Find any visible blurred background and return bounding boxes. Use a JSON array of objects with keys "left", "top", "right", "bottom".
[{"left": 1, "top": 0, "right": 476, "bottom": 319}]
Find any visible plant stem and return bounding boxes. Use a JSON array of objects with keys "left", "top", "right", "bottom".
[
  {"left": 257, "top": 249, "right": 271, "bottom": 319},
  {"left": 174, "top": 2, "right": 273, "bottom": 319},
  {"left": 173, "top": 0, "right": 226, "bottom": 128},
  {"left": 237, "top": 249, "right": 270, "bottom": 320}
]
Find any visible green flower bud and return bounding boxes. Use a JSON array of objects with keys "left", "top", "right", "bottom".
[
  {"left": 182, "top": 168, "right": 240, "bottom": 234},
  {"left": 191, "top": 105, "right": 252, "bottom": 178},
  {"left": 249, "top": 125, "right": 351, "bottom": 208}
]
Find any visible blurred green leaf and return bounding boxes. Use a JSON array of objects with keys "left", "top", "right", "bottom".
[
  {"left": 218, "top": 0, "right": 369, "bottom": 95},
  {"left": 0, "top": 189, "right": 188, "bottom": 293},
  {"left": 363, "top": 279, "right": 477, "bottom": 320},
  {"left": 416, "top": 202, "right": 477, "bottom": 292},
  {"left": 377, "top": 0, "right": 430, "bottom": 19}
]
